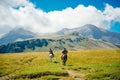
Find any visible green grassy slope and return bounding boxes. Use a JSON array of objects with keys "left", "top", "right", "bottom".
[
  {"left": 0, "top": 34, "right": 118, "bottom": 53},
  {"left": 0, "top": 49, "right": 120, "bottom": 80}
]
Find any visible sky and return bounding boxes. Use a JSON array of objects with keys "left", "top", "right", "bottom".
[
  {"left": 0, "top": 0, "right": 120, "bottom": 34},
  {"left": 30, "top": 0, "right": 120, "bottom": 12}
]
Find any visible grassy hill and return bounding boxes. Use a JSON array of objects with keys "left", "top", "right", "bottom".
[
  {"left": 0, "top": 49, "right": 120, "bottom": 80},
  {"left": 0, "top": 33, "right": 118, "bottom": 53}
]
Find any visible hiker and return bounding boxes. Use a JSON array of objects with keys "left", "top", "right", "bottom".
[
  {"left": 61, "top": 48, "right": 68, "bottom": 66},
  {"left": 49, "top": 48, "right": 54, "bottom": 62}
]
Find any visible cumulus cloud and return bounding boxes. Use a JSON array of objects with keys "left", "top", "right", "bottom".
[{"left": 0, "top": 0, "right": 120, "bottom": 34}]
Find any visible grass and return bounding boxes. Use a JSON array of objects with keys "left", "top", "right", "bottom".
[{"left": 0, "top": 49, "right": 120, "bottom": 80}]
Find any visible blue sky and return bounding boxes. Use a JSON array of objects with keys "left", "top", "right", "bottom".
[
  {"left": 29, "top": 0, "right": 120, "bottom": 12},
  {"left": 29, "top": 0, "right": 120, "bottom": 33},
  {"left": 110, "top": 21, "right": 120, "bottom": 33}
]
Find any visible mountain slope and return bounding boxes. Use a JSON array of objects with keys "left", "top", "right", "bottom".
[
  {"left": 0, "top": 33, "right": 118, "bottom": 53},
  {"left": 0, "top": 28, "right": 36, "bottom": 45},
  {"left": 56, "top": 24, "right": 120, "bottom": 45}
]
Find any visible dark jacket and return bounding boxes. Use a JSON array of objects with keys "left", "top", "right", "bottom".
[{"left": 62, "top": 49, "right": 68, "bottom": 54}]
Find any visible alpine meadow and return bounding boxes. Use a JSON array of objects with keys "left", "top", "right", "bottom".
[
  {"left": 0, "top": 0, "right": 120, "bottom": 80},
  {"left": 0, "top": 49, "right": 120, "bottom": 80}
]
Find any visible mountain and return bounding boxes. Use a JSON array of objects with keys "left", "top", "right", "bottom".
[
  {"left": 56, "top": 24, "right": 120, "bottom": 45},
  {"left": 0, "top": 34, "right": 2, "bottom": 38},
  {"left": 0, "top": 33, "right": 118, "bottom": 53},
  {"left": 0, "top": 28, "right": 36, "bottom": 45}
]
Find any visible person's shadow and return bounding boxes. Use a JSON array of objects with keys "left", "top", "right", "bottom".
[
  {"left": 53, "top": 61, "right": 59, "bottom": 64},
  {"left": 67, "top": 64, "right": 73, "bottom": 66}
]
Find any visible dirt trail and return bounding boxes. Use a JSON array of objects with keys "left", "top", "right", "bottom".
[{"left": 66, "top": 69, "right": 86, "bottom": 80}]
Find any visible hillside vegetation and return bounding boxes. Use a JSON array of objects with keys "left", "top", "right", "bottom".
[
  {"left": 0, "top": 49, "right": 120, "bottom": 80},
  {"left": 0, "top": 33, "right": 118, "bottom": 53}
]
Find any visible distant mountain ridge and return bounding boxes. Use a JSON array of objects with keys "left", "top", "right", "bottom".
[
  {"left": 56, "top": 24, "right": 120, "bottom": 45},
  {"left": 0, "top": 24, "right": 119, "bottom": 53},
  {"left": 0, "top": 33, "right": 118, "bottom": 53},
  {"left": 0, "top": 28, "right": 36, "bottom": 45}
]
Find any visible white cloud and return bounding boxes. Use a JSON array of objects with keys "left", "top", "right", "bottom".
[
  {"left": 0, "top": 0, "right": 120, "bottom": 34},
  {"left": 0, "top": 0, "right": 29, "bottom": 7}
]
